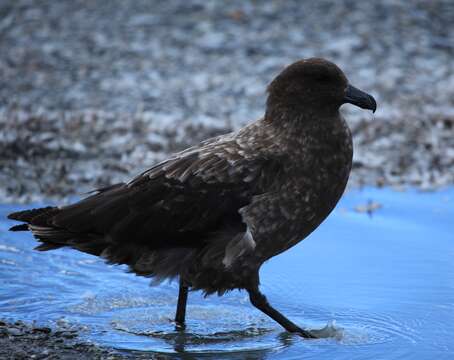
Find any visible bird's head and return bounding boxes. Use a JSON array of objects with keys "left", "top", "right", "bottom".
[{"left": 266, "top": 58, "right": 376, "bottom": 118}]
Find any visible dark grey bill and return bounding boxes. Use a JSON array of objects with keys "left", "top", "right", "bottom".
[{"left": 343, "top": 84, "right": 377, "bottom": 113}]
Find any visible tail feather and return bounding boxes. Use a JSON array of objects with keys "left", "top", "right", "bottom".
[
  {"left": 8, "top": 207, "right": 59, "bottom": 234},
  {"left": 10, "top": 213, "right": 109, "bottom": 256},
  {"left": 9, "top": 224, "right": 29, "bottom": 231},
  {"left": 8, "top": 206, "right": 57, "bottom": 224},
  {"left": 6, "top": 185, "right": 126, "bottom": 256},
  {"left": 35, "top": 243, "right": 64, "bottom": 251}
]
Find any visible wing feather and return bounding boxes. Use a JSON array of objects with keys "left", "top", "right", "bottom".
[
  {"left": 28, "top": 136, "right": 278, "bottom": 253},
  {"left": 8, "top": 128, "right": 284, "bottom": 274}
]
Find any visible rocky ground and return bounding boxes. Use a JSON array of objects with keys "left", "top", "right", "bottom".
[
  {"left": 0, "top": 320, "right": 122, "bottom": 360},
  {"left": 0, "top": 319, "right": 179, "bottom": 359},
  {"left": 0, "top": 0, "right": 453, "bottom": 358},
  {"left": 1, "top": 0, "right": 453, "bottom": 202}
]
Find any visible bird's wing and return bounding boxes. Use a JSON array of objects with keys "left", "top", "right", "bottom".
[{"left": 22, "top": 135, "right": 280, "bottom": 256}]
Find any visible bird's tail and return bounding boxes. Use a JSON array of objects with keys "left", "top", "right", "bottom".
[
  {"left": 7, "top": 183, "right": 126, "bottom": 255},
  {"left": 8, "top": 206, "right": 58, "bottom": 230},
  {"left": 8, "top": 204, "right": 109, "bottom": 253},
  {"left": 7, "top": 206, "right": 71, "bottom": 250}
]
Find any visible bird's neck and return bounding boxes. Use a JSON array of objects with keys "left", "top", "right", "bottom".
[{"left": 263, "top": 106, "right": 341, "bottom": 135}]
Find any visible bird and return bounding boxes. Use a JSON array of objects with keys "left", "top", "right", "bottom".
[{"left": 8, "top": 58, "right": 376, "bottom": 338}]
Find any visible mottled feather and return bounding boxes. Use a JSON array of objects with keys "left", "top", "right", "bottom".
[{"left": 7, "top": 58, "right": 369, "bottom": 296}]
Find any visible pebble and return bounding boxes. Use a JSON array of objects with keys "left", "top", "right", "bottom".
[
  {"left": 32, "top": 327, "right": 51, "bottom": 334},
  {"left": 7, "top": 327, "right": 23, "bottom": 336}
]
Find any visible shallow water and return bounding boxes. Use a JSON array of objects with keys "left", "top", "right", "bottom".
[{"left": 1, "top": 188, "right": 453, "bottom": 359}]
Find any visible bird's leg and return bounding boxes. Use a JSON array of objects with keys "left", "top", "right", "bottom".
[
  {"left": 247, "top": 286, "right": 316, "bottom": 338},
  {"left": 174, "top": 278, "right": 188, "bottom": 329}
]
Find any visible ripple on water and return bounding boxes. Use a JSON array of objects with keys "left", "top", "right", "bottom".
[
  {"left": 78, "top": 300, "right": 279, "bottom": 353},
  {"left": 0, "top": 244, "right": 20, "bottom": 253},
  {"left": 1, "top": 189, "right": 453, "bottom": 358},
  {"left": 329, "top": 310, "right": 419, "bottom": 346},
  {"left": 67, "top": 291, "right": 420, "bottom": 355}
]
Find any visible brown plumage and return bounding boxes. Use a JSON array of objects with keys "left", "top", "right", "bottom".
[{"left": 8, "top": 58, "right": 376, "bottom": 338}]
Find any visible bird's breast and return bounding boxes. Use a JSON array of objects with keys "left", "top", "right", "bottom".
[{"left": 251, "top": 121, "right": 353, "bottom": 259}]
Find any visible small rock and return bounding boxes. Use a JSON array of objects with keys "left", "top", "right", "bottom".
[
  {"left": 40, "top": 349, "right": 50, "bottom": 356},
  {"left": 7, "top": 327, "right": 23, "bottom": 336},
  {"left": 62, "top": 331, "right": 77, "bottom": 339},
  {"left": 32, "top": 326, "right": 52, "bottom": 334},
  {"left": 13, "top": 349, "right": 28, "bottom": 359}
]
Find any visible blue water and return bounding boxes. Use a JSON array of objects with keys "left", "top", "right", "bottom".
[{"left": 0, "top": 188, "right": 453, "bottom": 359}]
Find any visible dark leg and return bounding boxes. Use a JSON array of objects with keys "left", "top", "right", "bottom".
[
  {"left": 175, "top": 278, "right": 188, "bottom": 328},
  {"left": 247, "top": 286, "right": 316, "bottom": 338}
]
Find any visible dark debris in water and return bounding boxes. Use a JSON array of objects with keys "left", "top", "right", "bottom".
[{"left": 354, "top": 200, "right": 382, "bottom": 216}]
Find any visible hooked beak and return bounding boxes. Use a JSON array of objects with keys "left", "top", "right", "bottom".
[{"left": 343, "top": 84, "right": 377, "bottom": 113}]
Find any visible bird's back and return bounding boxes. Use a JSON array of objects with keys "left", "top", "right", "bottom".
[{"left": 8, "top": 116, "right": 351, "bottom": 293}]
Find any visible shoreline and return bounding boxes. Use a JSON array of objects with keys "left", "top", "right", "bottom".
[{"left": 0, "top": 319, "right": 130, "bottom": 360}]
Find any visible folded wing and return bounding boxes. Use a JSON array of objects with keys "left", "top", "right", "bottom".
[{"left": 8, "top": 137, "right": 278, "bottom": 269}]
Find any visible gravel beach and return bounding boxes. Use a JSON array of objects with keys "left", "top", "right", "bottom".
[
  {"left": 1, "top": 0, "right": 454, "bottom": 202},
  {"left": 1, "top": 0, "right": 453, "bottom": 358},
  {"left": 0, "top": 320, "right": 123, "bottom": 360}
]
